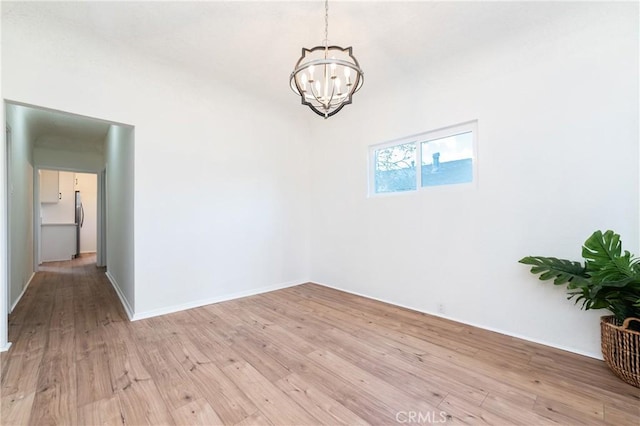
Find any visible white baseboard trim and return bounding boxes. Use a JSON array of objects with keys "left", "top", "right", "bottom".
[
  {"left": 132, "top": 279, "right": 307, "bottom": 321},
  {"left": 105, "top": 271, "right": 134, "bottom": 321},
  {"left": 10, "top": 272, "right": 35, "bottom": 313},
  {"left": 311, "top": 281, "right": 602, "bottom": 360},
  {"left": 0, "top": 342, "right": 12, "bottom": 352}
]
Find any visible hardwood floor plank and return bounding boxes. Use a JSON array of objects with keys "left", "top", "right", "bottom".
[
  {"left": 7, "top": 311, "right": 53, "bottom": 356},
  {"left": 233, "top": 411, "right": 274, "bottom": 426},
  {"left": 1, "top": 351, "right": 45, "bottom": 399},
  {"left": 49, "top": 285, "right": 74, "bottom": 332},
  {"left": 604, "top": 403, "right": 640, "bottom": 425},
  {"left": 1, "top": 391, "right": 35, "bottom": 426},
  {"left": 75, "top": 344, "right": 114, "bottom": 408},
  {"left": 308, "top": 349, "right": 441, "bottom": 415},
  {"left": 29, "top": 352, "right": 78, "bottom": 426},
  {"left": 314, "top": 326, "right": 485, "bottom": 407},
  {"left": 77, "top": 397, "right": 123, "bottom": 426},
  {"left": 73, "top": 278, "right": 100, "bottom": 337},
  {"left": 228, "top": 333, "right": 293, "bottom": 382},
  {"left": 162, "top": 331, "right": 216, "bottom": 370},
  {"left": 293, "top": 355, "right": 398, "bottom": 423},
  {"left": 345, "top": 323, "right": 537, "bottom": 408},
  {"left": 533, "top": 396, "right": 604, "bottom": 425},
  {"left": 480, "top": 394, "right": 561, "bottom": 425},
  {"left": 275, "top": 373, "right": 369, "bottom": 425},
  {"left": 170, "top": 397, "right": 224, "bottom": 426},
  {"left": 113, "top": 355, "right": 174, "bottom": 425},
  {"left": 147, "top": 364, "right": 208, "bottom": 412},
  {"left": 222, "top": 360, "right": 320, "bottom": 425},
  {"left": 438, "top": 394, "right": 511, "bottom": 425},
  {"left": 183, "top": 358, "right": 258, "bottom": 424}
]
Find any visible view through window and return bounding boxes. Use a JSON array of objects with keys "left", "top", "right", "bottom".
[{"left": 370, "top": 121, "right": 477, "bottom": 195}]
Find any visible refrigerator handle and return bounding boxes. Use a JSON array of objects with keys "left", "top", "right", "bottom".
[{"left": 80, "top": 204, "right": 85, "bottom": 227}]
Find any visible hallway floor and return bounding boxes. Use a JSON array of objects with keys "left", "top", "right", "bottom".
[{"left": 1, "top": 256, "right": 639, "bottom": 425}]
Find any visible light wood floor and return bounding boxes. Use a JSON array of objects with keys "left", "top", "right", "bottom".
[{"left": 1, "top": 256, "right": 639, "bottom": 425}]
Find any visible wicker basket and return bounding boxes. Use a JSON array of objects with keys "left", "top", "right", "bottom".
[{"left": 600, "top": 315, "right": 640, "bottom": 388}]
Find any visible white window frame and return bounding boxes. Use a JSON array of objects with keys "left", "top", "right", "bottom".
[{"left": 368, "top": 120, "right": 478, "bottom": 197}]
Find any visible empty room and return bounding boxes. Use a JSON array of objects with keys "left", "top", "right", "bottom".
[{"left": 1, "top": 1, "right": 639, "bottom": 425}]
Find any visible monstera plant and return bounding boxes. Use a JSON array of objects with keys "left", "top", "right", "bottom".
[{"left": 519, "top": 230, "right": 640, "bottom": 329}]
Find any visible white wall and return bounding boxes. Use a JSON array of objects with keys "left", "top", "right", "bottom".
[
  {"left": 5, "top": 105, "right": 35, "bottom": 312},
  {"left": 1, "top": 6, "right": 311, "bottom": 321},
  {"left": 34, "top": 147, "right": 104, "bottom": 173},
  {"left": 309, "top": 3, "right": 639, "bottom": 358},
  {"left": 105, "top": 125, "right": 135, "bottom": 315}
]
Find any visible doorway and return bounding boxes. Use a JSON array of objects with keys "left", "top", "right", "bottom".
[
  {"left": 36, "top": 169, "right": 99, "bottom": 265},
  {"left": 2, "top": 101, "right": 135, "bottom": 352}
]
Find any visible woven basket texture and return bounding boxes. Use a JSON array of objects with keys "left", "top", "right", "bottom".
[{"left": 600, "top": 315, "right": 640, "bottom": 388}]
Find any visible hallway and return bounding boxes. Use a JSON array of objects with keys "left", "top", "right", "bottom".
[{"left": 1, "top": 255, "right": 128, "bottom": 424}]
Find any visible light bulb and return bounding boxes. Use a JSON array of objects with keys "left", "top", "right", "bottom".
[
  {"left": 344, "top": 67, "right": 350, "bottom": 78},
  {"left": 335, "top": 78, "right": 341, "bottom": 93},
  {"left": 309, "top": 65, "right": 315, "bottom": 80}
]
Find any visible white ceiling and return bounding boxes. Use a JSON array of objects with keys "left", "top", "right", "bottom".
[
  {"left": 4, "top": 1, "right": 588, "bottom": 144},
  {"left": 4, "top": 1, "right": 586, "bottom": 104}
]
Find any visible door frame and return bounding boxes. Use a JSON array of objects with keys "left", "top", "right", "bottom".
[
  {"left": 5, "top": 125, "right": 12, "bottom": 315},
  {"left": 97, "top": 169, "right": 106, "bottom": 267},
  {"left": 1, "top": 122, "right": 11, "bottom": 351},
  {"left": 34, "top": 167, "right": 103, "bottom": 268}
]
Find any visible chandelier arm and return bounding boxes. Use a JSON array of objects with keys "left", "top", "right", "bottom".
[
  {"left": 327, "top": 83, "right": 336, "bottom": 108},
  {"left": 308, "top": 83, "right": 328, "bottom": 111}
]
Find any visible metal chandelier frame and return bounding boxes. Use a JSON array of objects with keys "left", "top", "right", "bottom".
[{"left": 289, "top": 0, "right": 364, "bottom": 119}]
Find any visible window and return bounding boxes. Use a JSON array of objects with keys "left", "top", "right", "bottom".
[
  {"left": 373, "top": 142, "right": 417, "bottom": 193},
  {"left": 369, "top": 121, "right": 477, "bottom": 195}
]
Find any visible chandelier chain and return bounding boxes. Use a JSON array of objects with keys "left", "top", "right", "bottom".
[{"left": 324, "top": 0, "right": 329, "bottom": 47}]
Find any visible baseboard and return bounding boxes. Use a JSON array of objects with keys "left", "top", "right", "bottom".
[
  {"left": 105, "top": 271, "right": 134, "bottom": 321},
  {"left": 312, "top": 281, "right": 602, "bottom": 360},
  {"left": 10, "top": 272, "right": 35, "bottom": 313},
  {"left": 0, "top": 342, "right": 12, "bottom": 353},
  {"left": 132, "top": 279, "right": 307, "bottom": 321}
]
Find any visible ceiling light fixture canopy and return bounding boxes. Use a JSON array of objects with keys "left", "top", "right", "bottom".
[{"left": 290, "top": 0, "right": 364, "bottom": 119}]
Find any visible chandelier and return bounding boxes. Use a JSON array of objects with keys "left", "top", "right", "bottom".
[{"left": 289, "top": 0, "right": 364, "bottom": 119}]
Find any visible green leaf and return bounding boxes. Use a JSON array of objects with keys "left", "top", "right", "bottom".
[
  {"left": 582, "top": 230, "right": 640, "bottom": 282},
  {"left": 519, "top": 256, "right": 587, "bottom": 285},
  {"left": 520, "top": 231, "right": 640, "bottom": 322}
]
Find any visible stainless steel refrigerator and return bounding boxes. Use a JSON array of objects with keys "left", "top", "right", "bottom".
[{"left": 74, "top": 190, "right": 84, "bottom": 258}]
